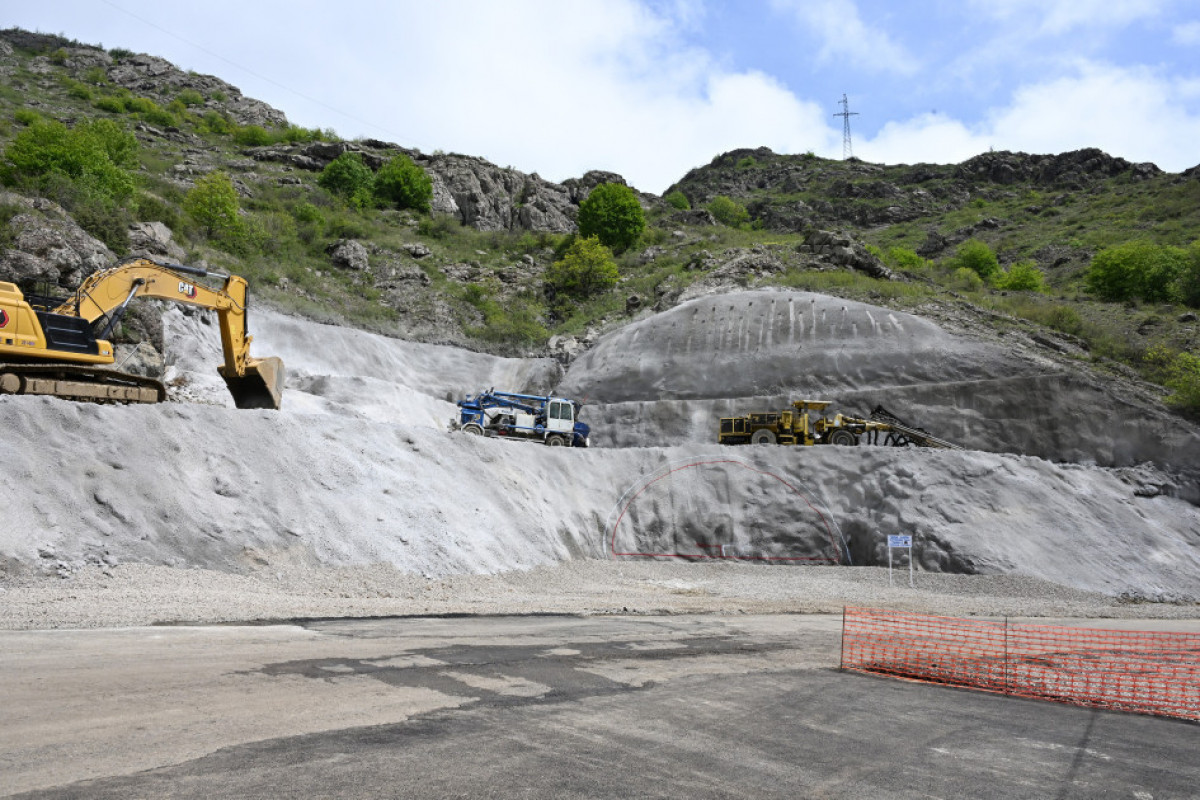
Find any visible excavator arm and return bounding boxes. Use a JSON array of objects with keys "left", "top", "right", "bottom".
[{"left": 2, "top": 257, "right": 284, "bottom": 409}]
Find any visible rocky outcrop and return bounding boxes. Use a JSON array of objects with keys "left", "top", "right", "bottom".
[
  {"left": 248, "top": 141, "right": 592, "bottom": 233},
  {"left": 0, "top": 192, "right": 111, "bottom": 288},
  {"left": 955, "top": 148, "right": 1157, "bottom": 188},
  {"left": 425, "top": 153, "right": 578, "bottom": 232},
  {"left": 800, "top": 230, "right": 894, "bottom": 279},
  {"left": 106, "top": 52, "right": 287, "bottom": 128}
]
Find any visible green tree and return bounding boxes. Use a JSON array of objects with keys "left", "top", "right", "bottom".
[
  {"left": 545, "top": 236, "right": 619, "bottom": 301},
  {"left": 183, "top": 171, "right": 243, "bottom": 240},
  {"left": 953, "top": 239, "right": 1000, "bottom": 282},
  {"left": 1086, "top": 241, "right": 1186, "bottom": 303},
  {"left": 706, "top": 195, "right": 749, "bottom": 228},
  {"left": 577, "top": 183, "right": 645, "bottom": 252},
  {"left": 318, "top": 151, "right": 375, "bottom": 209},
  {"left": 373, "top": 154, "right": 432, "bottom": 213}
]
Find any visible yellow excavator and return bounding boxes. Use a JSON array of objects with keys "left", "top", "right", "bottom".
[{"left": 0, "top": 257, "right": 284, "bottom": 409}]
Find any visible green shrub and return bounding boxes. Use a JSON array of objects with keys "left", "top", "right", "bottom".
[
  {"left": 148, "top": 108, "right": 179, "bottom": 127},
  {"left": 318, "top": 151, "right": 375, "bottom": 209},
  {"left": 14, "top": 109, "right": 39, "bottom": 126},
  {"left": 69, "top": 192, "right": 131, "bottom": 252},
  {"left": 109, "top": 48, "right": 134, "bottom": 60},
  {"left": 123, "top": 96, "right": 157, "bottom": 114},
  {"left": 234, "top": 125, "right": 273, "bottom": 147},
  {"left": 1044, "top": 305, "right": 1084, "bottom": 336},
  {"left": 707, "top": 195, "right": 750, "bottom": 228},
  {"left": 886, "top": 246, "right": 932, "bottom": 271},
  {"left": 1174, "top": 240, "right": 1200, "bottom": 308},
  {"left": 176, "top": 88, "right": 204, "bottom": 107},
  {"left": 249, "top": 211, "right": 299, "bottom": 256},
  {"left": 577, "top": 183, "right": 645, "bottom": 252},
  {"left": 280, "top": 125, "right": 325, "bottom": 144},
  {"left": 953, "top": 239, "right": 1001, "bottom": 282},
  {"left": 465, "top": 294, "right": 549, "bottom": 350},
  {"left": 995, "top": 260, "right": 1045, "bottom": 292},
  {"left": 93, "top": 96, "right": 125, "bottom": 114},
  {"left": 83, "top": 66, "right": 107, "bottom": 85},
  {"left": 736, "top": 156, "right": 757, "bottom": 169},
  {"left": 198, "top": 111, "right": 235, "bottom": 136},
  {"left": 292, "top": 201, "right": 324, "bottom": 226},
  {"left": 545, "top": 236, "right": 619, "bottom": 301},
  {"left": 417, "top": 214, "right": 460, "bottom": 239},
  {"left": 63, "top": 79, "right": 92, "bottom": 100},
  {"left": 1, "top": 118, "right": 137, "bottom": 203},
  {"left": 373, "top": 153, "right": 432, "bottom": 213},
  {"left": 665, "top": 190, "right": 690, "bottom": 210},
  {"left": 134, "top": 191, "right": 180, "bottom": 230},
  {"left": 950, "top": 266, "right": 983, "bottom": 292},
  {"left": 1147, "top": 346, "right": 1200, "bottom": 414},
  {"left": 1086, "top": 241, "right": 1186, "bottom": 303}
]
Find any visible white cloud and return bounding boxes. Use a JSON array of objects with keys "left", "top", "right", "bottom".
[
  {"left": 969, "top": 0, "right": 1169, "bottom": 34},
  {"left": 862, "top": 61, "right": 1200, "bottom": 171},
  {"left": 768, "top": 0, "right": 919, "bottom": 75},
  {"left": 1173, "top": 20, "right": 1200, "bottom": 45},
  {"left": 258, "top": 1, "right": 843, "bottom": 192}
]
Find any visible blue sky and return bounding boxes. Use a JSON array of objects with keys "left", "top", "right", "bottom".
[{"left": 5, "top": 0, "right": 1199, "bottom": 192}]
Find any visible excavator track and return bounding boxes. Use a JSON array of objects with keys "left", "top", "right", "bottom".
[{"left": 0, "top": 363, "right": 166, "bottom": 404}]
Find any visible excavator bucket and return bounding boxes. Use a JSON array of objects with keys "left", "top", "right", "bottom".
[{"left": 220, "top": 356, "right": 285, "bottom": 410}]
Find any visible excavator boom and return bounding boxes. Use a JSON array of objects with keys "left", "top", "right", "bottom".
[{"left": 0, "top": 257, "right": 283, "bottom": 409}]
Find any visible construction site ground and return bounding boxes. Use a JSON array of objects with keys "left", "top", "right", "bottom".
[{"left": 4, "top": 614, "right": 1198, "bottom": 799}]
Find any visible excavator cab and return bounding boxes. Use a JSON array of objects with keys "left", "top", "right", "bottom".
[{"left": 220, "top": 356, "right": 285, "bottom": 410}]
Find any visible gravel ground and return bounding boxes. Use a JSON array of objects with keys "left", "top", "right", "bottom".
[{"left": 2, "top": 560, "right": 1198, "bottom": 630}]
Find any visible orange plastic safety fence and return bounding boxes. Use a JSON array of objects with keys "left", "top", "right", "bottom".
[{"left": 840, "top": 607, "right": 1200, "bottom": 721}]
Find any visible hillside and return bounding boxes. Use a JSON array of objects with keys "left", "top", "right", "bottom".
[{"left": 1, "top": 28, "right": 1198, "bottom": 627}]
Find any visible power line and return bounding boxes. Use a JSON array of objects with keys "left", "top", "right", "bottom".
[{"left": 833, "top": 93, "right": 859, "bottom": 160}]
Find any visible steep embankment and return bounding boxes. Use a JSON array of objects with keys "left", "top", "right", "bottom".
[
  {"left": 563, "top": 290, "right": 1200, "bottom": 487},
  {"left": 3, "top": 291, "right": 1199, "bottom": 601}
]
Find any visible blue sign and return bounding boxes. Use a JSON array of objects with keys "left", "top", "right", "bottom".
[{"left": 887, "top": 535, "right": 912, "bottom": 548}]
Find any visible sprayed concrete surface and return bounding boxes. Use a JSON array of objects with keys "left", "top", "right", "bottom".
[{"left": 2, "top": 289, "right": 1198, "bottom": 628}]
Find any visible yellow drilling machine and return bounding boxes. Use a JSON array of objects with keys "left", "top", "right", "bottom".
[{"left": 718, "top": 400, "right": 960, "bottom": 449}]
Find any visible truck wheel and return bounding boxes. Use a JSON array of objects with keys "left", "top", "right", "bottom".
[
  {"left": 751, "top": 429, "right": 777, "bottom": 445},
  {"left": 829, "top": 429, "right": 858, "bottom": 446},
  {"left": 546, "top": 434, "right": 567, "bottom": 447},
  {"left": 462, "top": 423, "right": 484, "bottom": 436}
]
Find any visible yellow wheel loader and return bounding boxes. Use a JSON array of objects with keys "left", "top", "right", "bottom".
[{"left": 0, "top": 257, "right": 284, "bottom": 409}]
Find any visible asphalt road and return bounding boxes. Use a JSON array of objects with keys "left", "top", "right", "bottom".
[{"left": 3, "top": 614, "right": 1197, "bottom": 799}]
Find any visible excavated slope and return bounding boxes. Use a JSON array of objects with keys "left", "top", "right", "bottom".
[
  {"left": 562, "top": 291, "right": 1200, "bottom": 484},
  {"left": 2, "top": 293, "right": 1198, "bottom": 601}
]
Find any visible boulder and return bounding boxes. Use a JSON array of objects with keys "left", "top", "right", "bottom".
[
  {"left": 128, "top": 221, "right": 186, "bottom": 262},
  {"left": 327, "top": 239, "right": 369, "bottom": 271}
]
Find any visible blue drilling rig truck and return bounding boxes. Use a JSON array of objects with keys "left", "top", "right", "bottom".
[{"left": 450, "top": 389, "right": 590, "bottom": 447}]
